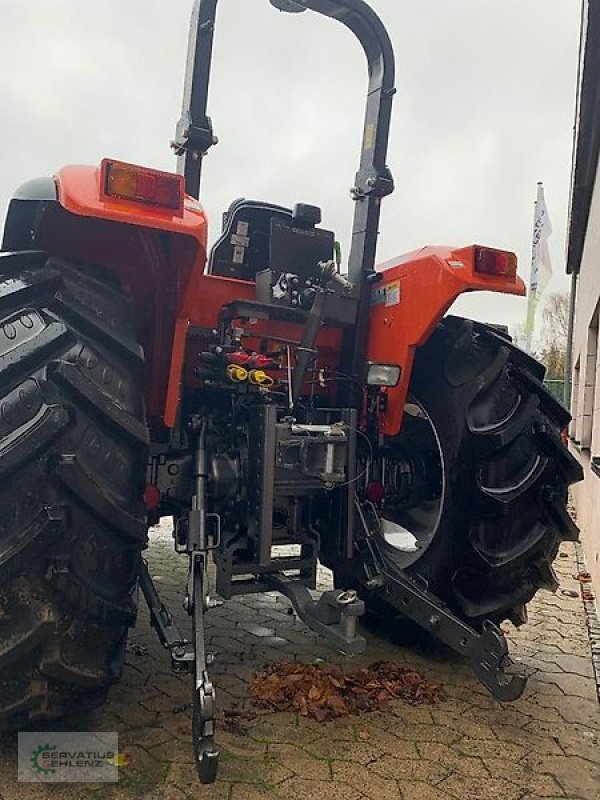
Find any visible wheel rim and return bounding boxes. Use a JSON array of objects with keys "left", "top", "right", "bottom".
[{"left": 377, "top": 396, "right": 446, "bottom": 569}]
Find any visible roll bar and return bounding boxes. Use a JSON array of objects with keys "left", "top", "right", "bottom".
[{"left": 172, "top": 0, "right": 396, "bottom": 287}]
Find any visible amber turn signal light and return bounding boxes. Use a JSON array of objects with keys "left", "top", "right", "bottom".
[
  {"left": 473, "top": 246, "right": 518, "bottom": 278},
  {"left": 100, "top": 159, "right": 184, "bottom": 215}
]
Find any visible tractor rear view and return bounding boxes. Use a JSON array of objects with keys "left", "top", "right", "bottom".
[{"left": 0, "top": 0, "right": 582, "bottom": 785}]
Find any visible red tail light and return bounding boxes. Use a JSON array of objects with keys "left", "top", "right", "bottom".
[
  {"left": 101, "top": 159, "right": 184, "bottom": 215},
  {"left": 366, "top": 481, "right": 385, "bottom": 503},
  {"left": 474, "top": 246, "right": 517, "bottom": 278},
  {"left": 144, "top": 484, "right": 161, "bottom": 510}
]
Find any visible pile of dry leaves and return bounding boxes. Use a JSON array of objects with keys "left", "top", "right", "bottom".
[{"left": 249, "top": 660, "right": 444, "bottom": 722}]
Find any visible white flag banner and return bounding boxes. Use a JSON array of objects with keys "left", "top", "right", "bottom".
[{"left": 525, "top": 182, "right": 553, "bottom": 339}]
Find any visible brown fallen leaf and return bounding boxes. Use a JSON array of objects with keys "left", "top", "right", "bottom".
[
  {"left": 327, "top": 694, "right": 347, "bottom": 713},
  {"left": 308, "top": 685, "right": 323, "bottom": 702},
  {"left": 248, "top": 660, "right": 444, "bottom": 722}
]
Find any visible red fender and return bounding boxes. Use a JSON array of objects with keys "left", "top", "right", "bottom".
[{"left": 367, "top": 245, "right": 525, "bottom": 436}]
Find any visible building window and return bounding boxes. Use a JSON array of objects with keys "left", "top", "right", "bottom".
[
  {"left": 573, "top": 306, "right": 600, "bottom": 455},
  {"left": 572, "top": 302, "right": 600, "bottom": 451},
  {"left": 585, "top": 304, "right": 599, "bottom": 451},
  {"left": 572, "top": 356, "right": 580, "bottom": 442},
  {"left": 592, "top": 302, "right": 600, "bottom": 464}
]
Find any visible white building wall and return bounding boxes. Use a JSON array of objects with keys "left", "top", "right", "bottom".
[{"left": 570, "top": 162, "right": 600, "bottom": 593}]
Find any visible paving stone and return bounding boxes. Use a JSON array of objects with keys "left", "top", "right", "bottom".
[
  {"left": 532, "top": 671, "right": 598, "bottom": 699},
  {"left": 455, "top": 738, "right": 530, "bottom": 761},
  {"left": 162, "top": 761, "right": 231, "bottom": 799},
  {"left": 240, "top": 623, "right": 277, "bottom": 638},
  {"left": 481, "top": 759, "right": 567, "bottom": 797},
  {"left": 323, "top": 719, "right": 355, "bottom": 742},
  {"left": 369, "top": 755, "right": 452, "bottom": 783},
  {"left": 7, "top": 530, "right": 599, "bottom": 800},
  {"left": 529, "top": 694, "right": 600, "bottom": 729},
  {"left": 230, "top": 786, "right": 275, "bottom": 800},
  {"left": 354, "top": 726, "right": 419, "bottom": 757},
  {"left": 395, "top": 781, "right": 460, "bottom": 800},
  {"left": 388, "top": 704, "right": 436, "bottom": 725},
  {"left": 213, "top": 730, "right": 267, "bottom": 760},
  {"left": 127, "top": 784, "right": 192, "bottom": 800},
  {"left": 520, "top": 753, "right": 600, "bottom": 799},
  {"left": 551, "top": 731, "right": 600, "bottom": 763},
  {"left": 303, "top": 739, "right": 386, "bottom": 765},
  {"left": 1, "top": 786, "right": 64, "bottom": 800},
  {"left": 126, "top": 725, "right": 175, "bottom": 750},
  {"left": 438, "top": 773, "right": 527, "bottom": 800},
  {"left": 138, "top": 692, "right": 184, "bottom": 714},
  {"left": 442, "top": 686, "right": 500, "bottom": 710},
  {"left": 429, "top": 697, "right": 475, "bottom": 719},
  {"left": 331, "top": 761, "right": 402, "bottom": 800},
  {"left": 490, "top": 723, "right": 565, "bottom": 755},
  {"left": 430, "top": 712, "right": 498, "bottom": 740},
  {"left": 544, "top": 653, "right": 596, "bottom": 677},
  {"left": 153, "top": 712, "right": 195, "bottom": 743},
  {"left": 146, "top": 735, "right": 196, "bottom": 764},
  {"left": 217, "top": 754, "right": 292, "bottom": 785},
  {"left": 415, "top": 742, "right": 488, "bottom": 777},
  {"left": 267, "top": 743, "right": 331, "bottom": 780},
  {"left": 513, "top": 699, "right": 574, "bottom": 726},
  {"left": 214, "top": 673, "right": 250, "bottom": 699},
  {"left": 107, "top": 743, "right": 169, "bottom": 796},
  {"left": 518, "top": 796, "right": 574, "bottom": 800},
  {"left": 274, "top": 776, "right": 362, "bottom": 800},
  {"left": 247, "top": 716, "right": 321, "bottom": 745},
  {"left": 262, "top": 636, "right": 290, "bottom": 648},
  {"left": 393, "top": 721, "right": 462, "bottom": 745},
  {"left": 144, "top": 672, "right": 189, "bottom": 700}
]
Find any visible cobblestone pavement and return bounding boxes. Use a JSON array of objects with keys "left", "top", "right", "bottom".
[{"left": 1, "top": 522, "right": 599, "bottom": 800}]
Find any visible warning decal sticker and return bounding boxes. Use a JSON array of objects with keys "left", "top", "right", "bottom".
[
  {"left": 372, "top": 280, "right": 401, "bottom": 307},
  {"left": 385, "top": 280, "right": 400, "bottom": 306}
]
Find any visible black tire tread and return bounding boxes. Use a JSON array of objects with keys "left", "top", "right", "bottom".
[
  {"left": 0, "top": 252, "right": 148, "bottom": 727},
  {"left": 361, "top": 314, "right": 582, "bottom": 629}
]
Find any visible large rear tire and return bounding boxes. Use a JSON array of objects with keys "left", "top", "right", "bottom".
[
  {"left": 0, "top": 251, "right": 148, "bottom": 727},
  {"left": 353, "top": 315, "right": 582, "bottom": 629}
]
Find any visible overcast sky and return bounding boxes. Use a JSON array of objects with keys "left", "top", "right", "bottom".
[{"left": 0, "top": 0, "right": 581, "bottom": 333}]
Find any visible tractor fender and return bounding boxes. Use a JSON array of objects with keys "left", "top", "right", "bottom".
[
  {"left": 53, "top": 164, "right": 208, "bottom": 244},
  {"left": 367, "top": 245, "right": 526, "bottom": 436},
  {"left": 2, "top": 176, "right": 58, "bottom": 250},
  {"left": 2, "top": 164, "right": 209, "bottom": 432}
]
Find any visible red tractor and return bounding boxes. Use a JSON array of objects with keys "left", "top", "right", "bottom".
[{"left": 0, "top": 0, "right": 581, "bottom": 784}]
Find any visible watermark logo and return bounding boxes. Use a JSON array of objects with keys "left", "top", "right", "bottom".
[
  {"left": 18, "top": 732, "right": 120, "bottom": 783},
  {"left": 30, "top": 743, "right": 57, "bottom": 776}
]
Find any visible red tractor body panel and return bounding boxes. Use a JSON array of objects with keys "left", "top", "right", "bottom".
[
  {"left": 44, "top": 165, "right": 207, "bottom": 427},
  {"left": 57, "top": 164, "right": 209, "bottom": 246},
  {"left": 367, "top": 247, "right": 526, "bottom": 434},
  {"left": 48, "top": 164, "right": 524, "bottom": 435}
]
